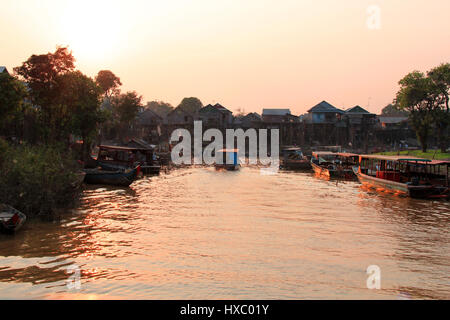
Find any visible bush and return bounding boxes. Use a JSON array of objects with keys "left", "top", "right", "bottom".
[{"left": 0, "top": 141, "right": 83, "bottom": 218}]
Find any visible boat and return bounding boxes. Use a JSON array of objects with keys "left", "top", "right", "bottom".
[
  {"left": 0, "top": 204, "right": 26, "bottom": 234},
  {"left": 310, "top": 151, "right": 341, "bottom": 178},
  {"left": 215, "top": 149, "right": 240, "bottom": 171},
  {"left": 354, "top": 154, "right": 450, "bottom": 199},
  {"left": 96, "top": 144, "right": 161, "bottom": 175},
  {"left": 335, "top": 152, "right": 360, "bottom": 179},
  {"left": 279, "top": 147, "right": 312, "bottom": 170},
  {"left": 83, "top": 166, "right": 139, "bottom": 187}
]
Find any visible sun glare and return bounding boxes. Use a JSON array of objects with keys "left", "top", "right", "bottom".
[{"left": 60, "top": 1, "right": 124, "bottom": 62}]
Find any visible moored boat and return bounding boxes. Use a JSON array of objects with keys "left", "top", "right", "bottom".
[
  {"left": 96, "top": 144, "right": 161, "bottom": 175},
  {"left": 311, "top": 151, "right": 359, "bottom": 179},
  {"left": 83, "top": 166, "right": 139, "bottom": 187},
  {"left": 280, "top": 147, "right": 311, "bottom": 170},
  {"left": 0, "top": 204, "right": 27, "bottom": 234},
  {"left": 215, "top": 149, "right": 240, "bottom": 171},
  {"left": 355, "top": 154, "right": 450, "bottom": 199}
]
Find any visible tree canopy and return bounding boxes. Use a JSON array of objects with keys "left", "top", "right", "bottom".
[
  {"left": 145, "top": 100, "right": 174, "bottom": 117},
  {"left": 381, "top": 104, "right": 408, "bottom": 116},
  {"left": 95, "top": 70, "right": 122, "bottom": 98},
  {"left": 395, "top": 65, "right": 449, "bottom": 152},
  {"left": 0, "top": 73, "right": 29, "bottom": 134},
  {"left": 177, "top": 97, "right": 203, "bottom": 114}
]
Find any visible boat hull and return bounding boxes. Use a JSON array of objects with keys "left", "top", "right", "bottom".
[
  {"left": 99, "top": 162, "right": 160, "bottom": 175},
  {"left": 83, "top": 167, "right": 138, "bottom": 187},
  {"left": 354, "top": 170, "right": 449, "bottom": 199},
  {"left": 0, "top": 205, "right": 27, "bottom": 234},
  {"left": 280, "top": 160, "right": 312, "bottom": 170},
  {"left": 215, "top": 164, "right": 240, "bottom": 171}
]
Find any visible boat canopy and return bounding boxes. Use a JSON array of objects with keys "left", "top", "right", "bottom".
[
  {"left": 359, "top": 154, "right": 431, "bottom": 162},
  {"left": 337, "top": 152, "right": 359, "bottom": 158},
  {"left": 218, "top": 149, "right": 239, "bottom": 153},
  {"left": 409, "top": 159, "right": 450, "bottom": 166},
  {"left": 99, "top": 144, "right": 152, "bottom": 152},
  {"left": 312, "top": 151, "right": 337, "bottom": 157},
  {"left": 282, "top": 147, "right": 302, "bottom": 151}
]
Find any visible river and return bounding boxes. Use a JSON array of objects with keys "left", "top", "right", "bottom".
[{"left": 0, "top": 167, "right": 449, "bottom": 299}]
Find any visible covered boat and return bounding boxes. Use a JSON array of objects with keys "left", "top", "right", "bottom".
[
  {"left": 280, "top": 147, "right": 311, "bottom": 170},
  {"left": 0, "top": 204, "right": 26, "bottom": 234},
  {"left": 215, "top": 149, "right": 240, "bottom": 171},
  {"left": 355, "top": 154, "right": 450, "bottom": 199},
  {"left": 96, "top": 144, "right": 160, "bottom": 175},
  {"left": 83, "top": 166, "right": 139, "bottom": 187}
]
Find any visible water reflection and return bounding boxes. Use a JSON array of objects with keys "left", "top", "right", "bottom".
[{"left": 0, "top": 167, "right": 448, "bottom": 299}]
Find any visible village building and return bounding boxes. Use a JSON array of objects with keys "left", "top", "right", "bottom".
[
  {"left": 344, "top": 105, "right": 377, "bottom": 152},
  {"left": 234, "top": 112, "right": 262, "bottom": 129},
  {"left": 262, "top": 109, "right": 302, "bottom": 146},
  {"left": 198, "top": 103, "right": 233, "bottom": 129},
  {"left": 0, "top": 66, "right": 9, "bottom": 75},
  {"left": 303, "top": 101, "right": 346, "bottom": 146},
  {"left": 137, "top": 108, "right": 163, "bottom": 144}
]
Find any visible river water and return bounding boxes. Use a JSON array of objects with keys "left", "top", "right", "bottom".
[{"left": 0, "top": 167, "right": 449, "bottom": 299}]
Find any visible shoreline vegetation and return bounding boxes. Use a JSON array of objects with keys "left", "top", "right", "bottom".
[
  {"left": 375, "top": 150, "right": 450, "bottom": 161},
  {"left": 0, "top": 46, "right": 449, "bottom": 219}
]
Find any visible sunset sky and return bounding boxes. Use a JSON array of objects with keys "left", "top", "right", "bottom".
[{"left": 1, "top": 0, "right": 450, "bottom": 115}]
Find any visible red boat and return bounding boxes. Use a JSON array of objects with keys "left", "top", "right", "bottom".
[{"left": 354, "top": 155, "right": 450, "bottom": 199}]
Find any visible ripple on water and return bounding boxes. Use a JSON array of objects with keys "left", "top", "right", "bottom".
[{"left": 0, "top": 167, "right": 449, "bottom": 299}]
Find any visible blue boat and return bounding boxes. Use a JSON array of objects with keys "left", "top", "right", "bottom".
[
  {"left": 215, "top": 149, "right": 240, "bottom": 171},
  {"left": 83, "top": 166, "right": 139, "bottom": 187}
]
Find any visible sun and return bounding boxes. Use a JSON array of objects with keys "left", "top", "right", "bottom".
[{"left": 59, "top": 1, "right": 124, "bottom": 62}]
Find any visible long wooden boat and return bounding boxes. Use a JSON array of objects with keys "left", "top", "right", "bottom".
[
  {"left": 83, "top": 166, "right": 139, "bottom": 187},
  {"left": 311, "top": 151, "right": 359, "bottom": 179},
  {"left": 0, "top": 204, "right": 26, "bottom": 234},
  {"left": 215, "top": 149, "right": 240, "bottom": 171},
  {"left": 96, "top": 144, "right": 161, "bottom": 175},
  {"left": 355, "top": 155, "right": 450, "bottom": 199},
  {"left": 280, "top": 147, "right": 311, "bottom": 170}
]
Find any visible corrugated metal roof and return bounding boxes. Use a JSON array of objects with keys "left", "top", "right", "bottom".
[
  {"left": 308, "top": 101, "right": 344, "bottom": 114},
  {"left": 262, "top": 109, "right": 291, "bottom": 116},
  {"left": 359, "top": 154, "right": 430, "bottom": 162}
]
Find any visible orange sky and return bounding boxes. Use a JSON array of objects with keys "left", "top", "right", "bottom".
[{"left": 1, "top": 0, "right": 449, "bottom": 115}]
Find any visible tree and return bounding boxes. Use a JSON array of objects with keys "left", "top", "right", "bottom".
[
  {"left": 14, "top": 46, "right": 76, "bottom": 142},
  {"left": 0, "top": 73, "right": 29, "bottom": 137},
  {"left": 57, "top": 71, "right": 104, "bottom": 160},
  {"left": 111, "top": 91, "right": 143, "bottom": 139},
  {"left": 177, "top": 97, "right": 203, "bottom": 114},
  {"left": 95, "top": 70, "right": 122, "bottom": 98},
  {"left": 395, "top": 71, "right": 440, "bottom": 152},
  {"left": 145, "top": 100, "right": 174, "bottom": 117},
  {"left": 428, "top": 63, "right": 450, "bottom": 152},
  {"left": 381, "top": 103, "right": 408, "bottom": 116}
]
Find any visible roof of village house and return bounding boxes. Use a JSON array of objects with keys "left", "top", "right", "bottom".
[
  {"left": 345, "top": 105, "right": 371, "bottom": 114},
  {"left": 262, "top": 109, "right": 291, "bottom": 116},
  {"left": 0, "top": 66, "right": 8, "bottom": 74},
  {"left": 377, "top": 116, "right": 408, "bottom": 124},
  {"left": 244, "top": 112, "right": 261, "bottom": 120},
  {"left": 200, "top": 103, "right": 232, "bottom": 114},
  {"left": 308, "top": 101, "right": 344, "bottom": 114},
  {"left": 138, "top": 108, "right": 162, "bottom": 125}
]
